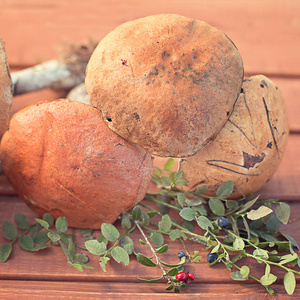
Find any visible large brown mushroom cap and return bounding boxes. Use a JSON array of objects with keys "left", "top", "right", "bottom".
[
  {"left": 0, "top": 37, "right": 12, "bottom": 140},
  {"left": 85, "top": 14, "right": 244, "bottom": 157},
  {"left": 0, "top": 99, "right": 153, "bottom": 228},
  {"left": 179, "top": 75, "right": 289, "bottom": 198}
]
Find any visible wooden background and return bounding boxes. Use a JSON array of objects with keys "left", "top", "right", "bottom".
[{"left": 0, "top": 0, "right": 300, "bottom": 298}]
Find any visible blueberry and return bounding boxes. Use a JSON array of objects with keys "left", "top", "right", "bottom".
[
  {"left": 178, "top": 251, "right": 186, "bottom": 259},
  {"left": 218, "top": 216, "right": 230, "bottom": 228},
  {"left": 206, "top": 252, "right": 218, "bottom": 263}
]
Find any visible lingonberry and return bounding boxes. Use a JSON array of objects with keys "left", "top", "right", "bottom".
[
  {"left": 177, "top": 251, "right": 186, "bottom": 259},
  {"left": 218, "top": 216, "right": 230, "bottom": 228},
  {"left": 175, "top": 271, "right": 188, "bottom": 281},
  {"left": 187, "top": 272, "right": 195, "bottom": 281},
  {"left": 206, "top": 252, "right": 218, "bottom": 263}
]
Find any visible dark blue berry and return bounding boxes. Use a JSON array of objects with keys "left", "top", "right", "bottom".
[
  {"left": 218, "top": 216, "right": 230, "bottom": 228},
  {"left": 178, "top": 251, "right": 186, "bottom": 259},
  {"left": 206, "top": 252, "right": 218, "bottom": 263}
]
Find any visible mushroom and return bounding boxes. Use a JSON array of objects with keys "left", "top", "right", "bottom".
[
  {"left": 179, "top": 75, "right": 289, "bottom": 198},
  {"left": 85, "top": 14, "right": 244, "bottom": 158},
  {"left": 0, "top": 37, "right": 13, "bottom": 172},
  {"left": 0, "top": 99, "right": 153, "bottom": 228}
]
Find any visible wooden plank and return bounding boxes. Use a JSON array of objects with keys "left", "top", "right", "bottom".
[
  {"left": 1, "top": 196, "right": 300, "bottom": 284},
  {"left": 0, "top": 280, "right": 297, "bottom": 299},
  {"left": 0, "top": 0, "right": 299, "bottom": 75}
]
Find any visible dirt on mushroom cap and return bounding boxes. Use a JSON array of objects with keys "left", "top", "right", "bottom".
[
  {"left": 0, "top": 99, "right": 153, "bottom": 228},
  {"left": 85, "top": 14, "right": 244, "bottom": 158},
  {"left": 179, "top": 75, "right": 289, "bottom": 198}
]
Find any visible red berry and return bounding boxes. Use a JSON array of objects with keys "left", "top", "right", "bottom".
[
  {"left": 187, "top": 272, "right": 195, "bottom": 281},
  {"left": 175, "top": 271, "right": 187, "bottom": 281}
]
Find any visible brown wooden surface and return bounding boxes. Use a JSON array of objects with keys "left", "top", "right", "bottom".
[{"left": 0, "top": 0, "right": 300, "bottom": 298}]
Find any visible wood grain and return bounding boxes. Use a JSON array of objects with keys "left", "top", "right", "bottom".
[
  {"left": 0, "top": 0, "right": 299, "bottom": 298},
  {"left": 0, "top": 0, "right": 299, "bottom": 76}
]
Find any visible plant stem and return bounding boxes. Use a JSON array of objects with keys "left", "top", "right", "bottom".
[
  {"left": 135, "top": 221, "right": 166, "bottom": 275},
  {"left": 144, "top": 196, "right": 180, "bottom": 211}
]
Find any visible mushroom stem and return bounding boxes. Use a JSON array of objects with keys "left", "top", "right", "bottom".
[{"left": 11, "top": 40, "right": 97, "bottom": 96}]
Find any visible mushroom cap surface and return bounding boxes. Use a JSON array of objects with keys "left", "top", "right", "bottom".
[
  {"left": 0, "top": 99, "right": 153, "bottom": 228},
  {"left": 85, "top": 14, "right": 244, "bottom": 157},
  {"left": 179, "top": 75, "right": 289, "bottom": 198}
]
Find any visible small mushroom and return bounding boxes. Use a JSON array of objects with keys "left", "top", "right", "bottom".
[
  {"left": 179, "top": 75, "right": 289, "bottom": 198},
  {"left": 0, "top": 37, "right": 13, "bottom": 172},
  {"left": 0, "top": 99, "right": 153, "bottom": 228},
  {"left": 85, "top": 14, "right": 244, "bottom": 158},
  {"left": 0, "top": 37, "right": 12, "bottom": 140}
]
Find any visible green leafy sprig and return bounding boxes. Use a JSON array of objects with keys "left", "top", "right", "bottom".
[{"left": 1, "top": 158, "right": 299, "bottom": 295}]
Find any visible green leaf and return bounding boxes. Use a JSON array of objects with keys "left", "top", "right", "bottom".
[
  {"left": 42, "top": 213, "right": 54, "bottom": 227},
  {"left": 279, "top": 253, "right": 298, "bottom": 265},
  {"left": 253, "top": 248, "right": 269, "bottom": 261},
  {"left": 150, "top": 232, "right": 164, "bottom": 247},
  {"left": 166, "top": 267, "right": 179, "bottom": 276},
  {"left": 55, "top": 216, "right": 68, "bottom": 232},
  {"left": 163, "top": 158, "right": 175, "bottom": 171},
  {"left": 121, "top": 215, "right": 132, "bottom": 230},
  {"left": 175, "top": 179, "right": 187, "bottom": 186},
  {"left": 68, "top": 237, "right": 76, "bottom": 260},
  {"left": 177, "top": 193, "right": 186, "bottom": 207},
  {"left": 14, "top": 213, "right": 30, "bottom": 229},
  {"left": 18, "top": 235, "right": 34, "bottom": 251},
  {"left": 233, "top": 237, "right": 245, "bottom": 250},
  {"left": 101, "top": 223, "right": 120, "bottom": 242},
  {"left": 136, "top": 253, "right": 157, "bottom": 267},
  {"left": 96, "top": 235, "right": 108, "bottom": 245},
  {"left": 174, "top": 170, "right": 183, "bottom": 180},
  {"left": 196, "top": 216, "right": 213, "bottom": 230},
  {"left": 33, "top": 231, "right": 49, "bottom": 244},
  {"left": 139, "top": 239, "right": 147, "bottom": 245},
  {"left": 260, "top": 273, "right": 277, "bottom": 286},
  {"left": 165, "top": 285, "right": 173, "bottom": 291},
  {"left": 99, "top": 256, "right": 110, "bottom": 272},
  {"left": 120, "top": 236, "right": 134, "bottom": 255},
  {"left": 216, "top": 181, "right": 234, "bottom": 198},
  {"left": 280, "top": 232, "right": 300, "bottom": 249},
  {"left": 211, "top": 243, "right": 220, "bottom": 254},
  {"left": 208, "top": 198, "right": 225, "bottom": 216},
  {"left": 156, "top": 244, "right": 169, "bottom": 253},
  {"left": 47, "top": 231, "right": 61, "bottom": 243},
  {"left": 138, "top": 277, "right": 162, "bottom": 283},
  {"left": 195, "top": 185, "right": 208, "bottom": 194},
  {"left": 247, "top": 206, "right": 273, "bottom": 220},
  {"left": 0, "top": 243, "right": 12, "bottom": 262},
  {"left": 35, "top": 218, "right": 49, "bottom": 230},
  {"left": 284, "top": 271, "right": 296, "bottom": 295},
  {"left": 2, "top": 221, "right": 18, "bottom": 240},
  {"left": 75, "top": 253, "right": 89, "bottom": 264},
  {"left": 275, "top": 203, "right": 290, "bottom": 225},
  {"left": 266, "top": 214, "right": 281, "bottom": 233},
  {"left": 111, "top": 246, "right": 129, "bottom": 266},
  {"left": 59, "top": 240, "right": 73, "bottom": 262},
  {"left": 85, "top": 239, "right": 106, "bottom": 255},
  {"left": 226, "top": 200, "right": 239, "bottom": 210},
  {"left": 158, "top": 214, "right": 172, "bottom": 232},
  {"left": 256, "top": 231, "right": 280, "bottom": 243},
  {"left": 161, "top": 176, "right": 172, "bottom": 187},
  {"left": 230, "top": 271, "right": 248, "bottom": 281},
  {"left": 169, "top": 229, "right": 187, "bottom": 241},
  {"left": 132, "top": 205, "right": 142, "bottom": 221},
  {"left": 236, "top": 196, "right": 260, "bottom": 214},
  {"left": 179, "top": 207, "right": 194, "bottom": 221},
  {"left": 240, "top": 266, "right": 250, "bottom": 278}
]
